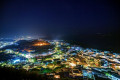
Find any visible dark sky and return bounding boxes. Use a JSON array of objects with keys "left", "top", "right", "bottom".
[{"left": 0, "top": 0, "right": 120, "bottom": 39}]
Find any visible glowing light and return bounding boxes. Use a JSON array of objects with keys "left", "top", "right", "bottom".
[
  {"left": 25, "top": 54, "right": 33, "bottom": 58},
  {"left": 69, "top": 63, "right": 76, "bottom": 67},
  {"left": 54, "top": 75, "right": 60, "bottom": 78},
  {"left": 13, "top": 59, "right": 20, "bottom": 63},
  {"left": 33, "top": 41, "right": 50, "bottom": 46},
  {"left": 28, "top": 58, "right": 36, "bottom": 63}
]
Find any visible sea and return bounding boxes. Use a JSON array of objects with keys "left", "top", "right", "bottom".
[{"left": 64, "top": 34, "right": 120, "bottom": 53}]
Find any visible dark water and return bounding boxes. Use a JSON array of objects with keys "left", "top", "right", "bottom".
[{"left": 64, "top": 34, "right": 120, "bottom": 53}]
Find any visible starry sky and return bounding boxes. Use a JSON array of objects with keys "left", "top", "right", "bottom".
[{"left": 0, "top": 0, "right": 120, "bottom": 39}]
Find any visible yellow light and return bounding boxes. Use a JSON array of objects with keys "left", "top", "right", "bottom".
[
  {"left": 54, "top": 75, "right": 60, "bottom": 78},
  {"left": 69, "top": 63, "right": 76, "bottom": 67}
]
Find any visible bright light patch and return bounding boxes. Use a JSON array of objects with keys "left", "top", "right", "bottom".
[
  {"left": 25, "top": 54, "right": 33, "bottom": 58},
  {"left": 69, "top": 63, "right": 76, "bottom": 67},
  {"left": 13, "top": 59, "right": 20, "bottom": 63}
]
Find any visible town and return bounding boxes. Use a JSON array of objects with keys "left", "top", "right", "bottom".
[{"left": 0, "top": 37, "right": 120, "bottom": 80}]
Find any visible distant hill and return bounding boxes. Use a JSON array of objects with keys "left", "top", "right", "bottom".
[{"left": 1, "top": 40, "right": 54, "bottom": 54}]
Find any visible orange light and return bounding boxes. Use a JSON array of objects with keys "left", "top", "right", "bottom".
[
  {"left": 54, "top": 75, "right": 60, "bottom": 78},
  {"left": 33, "top": 42, "right": 50, "bottom": 46}
]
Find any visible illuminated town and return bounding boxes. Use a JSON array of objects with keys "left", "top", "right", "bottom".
[{"left": 0, "top": 37, "right": 120, "bottom": 80}]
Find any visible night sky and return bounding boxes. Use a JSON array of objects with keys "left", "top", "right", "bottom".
[
  {"left": 0, "top": 0, "right": 120, "bottom": 39},
  {"left": 0, "top": 0, "right": 120, "bottom": 52}
]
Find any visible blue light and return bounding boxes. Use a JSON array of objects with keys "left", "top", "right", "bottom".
[
  {"left": 13, "top": 59, "right": 20, "bottom": 63},
  {"left": 65, "top": 59, "right": 67, "bottom": 61}
]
